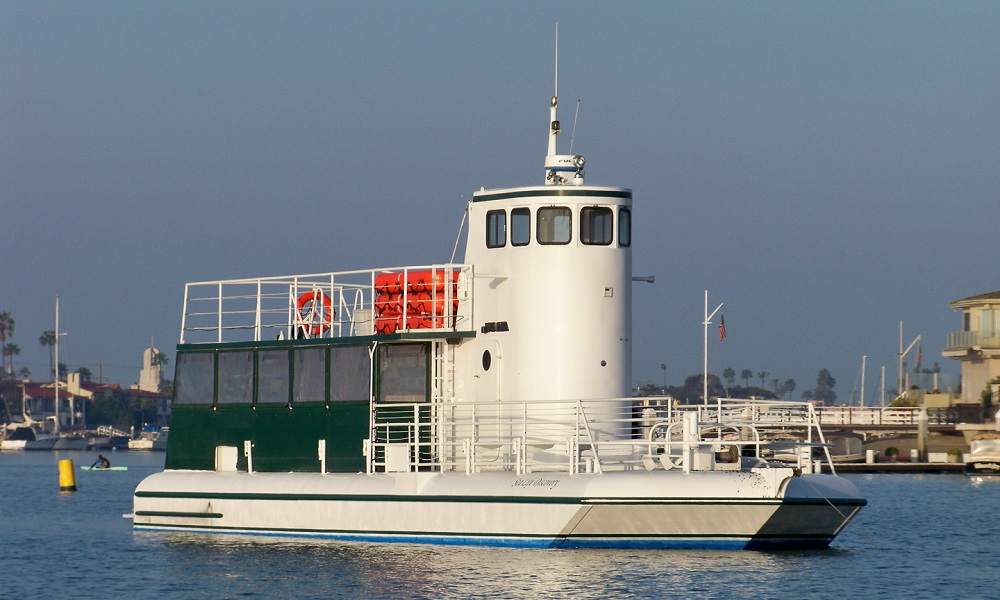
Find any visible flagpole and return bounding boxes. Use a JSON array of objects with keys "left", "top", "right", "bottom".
[
  {"left": 702, "top": 290, "right": 723, "bottom": 406},
  {"left": 897, "top": 320, "right": 921, "bottom": 399}
]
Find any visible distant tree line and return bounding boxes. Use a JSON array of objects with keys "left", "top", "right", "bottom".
[{"left": 638, "top": 367, "right": 838, "bottom": 404}]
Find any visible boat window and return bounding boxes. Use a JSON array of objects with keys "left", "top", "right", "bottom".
[
  {"left": 511, "top": 207, "right": 530, "bottom": 246},
  {"left": 257, "top": 350, "right": 290, "bottom": 404},
  {"left": 537, "top": 206, "right": 571, "bottom": 245},
  {"left": 293, "top": 347, "right": 326, "bottom": 403},
  {"left": 217, "top": 351, "right": 254, "bottom": 404},
  {"left": 486, "top": 210, "right": 506, "bottom": 248},
  {"left": 174, "top": 352, "right": 215, "bottom": 405},
  {"left": 618, "top": 207, "right": 631, "bottom": 248},
  {"left": 330, "top": 345, "right": 370, "bottom": 402},
  {"left": 580, "top": 207, "right": 613, "bottom": 245},
  {"left": 378, "top": 343, "right": 428, "bottom": 403}
]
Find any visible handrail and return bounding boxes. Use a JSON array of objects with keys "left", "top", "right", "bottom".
[
  {"left": 366, "top": 397, "right": 839, "bottom": 475},
  {"left": 179, "top": 264, "right": 473, "bottom": 344}
]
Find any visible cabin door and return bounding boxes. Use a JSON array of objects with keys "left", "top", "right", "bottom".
[{"left": 475, "top": 340, "right": 501, "bottom": 402}]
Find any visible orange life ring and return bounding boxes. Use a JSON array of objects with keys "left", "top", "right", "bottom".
[{"left": 296, "top": 291, "right": 333, "bottom": 335}]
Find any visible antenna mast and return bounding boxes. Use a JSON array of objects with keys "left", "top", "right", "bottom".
[
  {"left": 544, "top": 23, "right": 586, "bottom": 186},
  {"left": 547, "top": 23, "right": 559, "bottom": 159}
]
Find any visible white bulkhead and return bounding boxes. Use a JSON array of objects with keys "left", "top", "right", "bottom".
[{"left": 454, "top": 186, "right": 633, "bottom": 418}]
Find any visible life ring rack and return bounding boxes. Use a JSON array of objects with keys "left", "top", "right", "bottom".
[{"left": 296, "top": 290, "right": 334, "bottom": 336}]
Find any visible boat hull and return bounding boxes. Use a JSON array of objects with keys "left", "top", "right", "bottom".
[
  {"left": 53, "top": 436, "right": 89, "bottom": 450},
  {"left": 965, "top": 458, "right": 1000, "bottom": 475},
  {"left": 0, "top": 437, "right": 58, "bottom": 450},
  {"left": 134, "top": 470, "right": 865, "bottom": 549}
]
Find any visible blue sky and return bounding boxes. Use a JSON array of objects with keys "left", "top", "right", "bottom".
[{"left": 2, "top": 1, "right": 997, "bottom": 401}]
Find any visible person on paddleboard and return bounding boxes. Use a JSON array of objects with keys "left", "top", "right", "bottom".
[{"left": 92, "top": 455, "right": 111, "bottom": 469}]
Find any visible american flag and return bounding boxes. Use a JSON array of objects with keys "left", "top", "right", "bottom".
[{"left": 719, "top": 315, "right": 727, "bottom": 341}]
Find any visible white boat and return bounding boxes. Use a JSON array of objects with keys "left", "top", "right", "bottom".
[
  {"left": 965, "top": 433, "right": 1000, "bottom": 475},
  {"left": 53, "top": 434, "right": 90, "bottom": 450},
  {"left": 133, "top": 54, "right": 865, "bottom": 549},
  {"left": 1, "top": 423, "right": 58, "bottom": 451},
  {"left": 128, "top": 427, "right": 168, "bottom": 451},
  {"left": 830, "top": 436, "right": 865, "bottom": 463}
]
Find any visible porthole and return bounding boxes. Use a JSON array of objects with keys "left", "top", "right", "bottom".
[{"left": 482, "top": 350, "right": 492, "bottom": 371}]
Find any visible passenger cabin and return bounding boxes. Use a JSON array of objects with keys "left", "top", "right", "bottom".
[{"left": 167, "top": 183, "right": 634, "bottom": 474}]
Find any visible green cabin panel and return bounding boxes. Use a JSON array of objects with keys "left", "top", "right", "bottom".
[{"left": 165, "top": 402, "right": 369, "bottom": 472}]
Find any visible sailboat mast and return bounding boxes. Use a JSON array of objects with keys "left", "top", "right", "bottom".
[{"left": 54, "top": 294, "right": 60, "bottom": 434}]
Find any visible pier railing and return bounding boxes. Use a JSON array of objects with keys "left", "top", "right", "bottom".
[
  {"left": 816, "top": 406, "right": 922, "bottom": 426},
  {"left": 366, "top": 397, "right": 836, "bottom": 476},
  {"left": 178, "top": 264, "right": 473, "bottom": 344}
]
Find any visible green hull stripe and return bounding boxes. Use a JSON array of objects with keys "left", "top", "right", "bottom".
[
  {"left": 473, "top": 188, "right": 632, "bottom": 203},
  {"left": 135, "top": 490, "right": 863, "bottom": 507},
  {"left": 134, "top": 522, "right": 831, "bottom": 542},
  {"left": 135, "top": 510, "right": 223, "bottom": 519}
]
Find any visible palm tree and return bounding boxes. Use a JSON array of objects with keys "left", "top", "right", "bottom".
[
  {"left": 783, "top": 379, "right": 796, "bottom": 400},
  {"left": 740, "top": 369, "right": 753, "bottom": 387},
  {"left": 723, "top": 368, "right": 736, "bottom": 390},
  {"left": 757, "top": 371, "right": 769, "bottom": 388},
  {"left": 0, "top": 311, "right": 14, "bottom": 375},
  {"left": 2, "top": 344, "right": 20, "bottom": 377},
  {"left": 39, "top": 330, "right": 56, "bottom": 379},
  {"left": 151, "top": 351, "right": 170, "bottom": 368}
]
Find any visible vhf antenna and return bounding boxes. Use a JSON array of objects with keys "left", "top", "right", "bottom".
[
  {"left": 544, "top": 22, "right": 586, "bottom": 185},
  {"left": 569, "top": 99, "right": 580, "bottom": 154}
]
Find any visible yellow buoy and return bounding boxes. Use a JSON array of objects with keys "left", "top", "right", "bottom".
[{"left": 58, "top": 458, "right": 77, "bottom": 492}]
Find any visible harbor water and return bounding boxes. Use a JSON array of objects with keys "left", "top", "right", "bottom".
[{"left": 1, "top": 451, "right": 997, "bottom": 599}]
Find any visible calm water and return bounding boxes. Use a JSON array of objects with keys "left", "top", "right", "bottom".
[{"left": 1, "top": 451, "right": 998, "bottom": 599}]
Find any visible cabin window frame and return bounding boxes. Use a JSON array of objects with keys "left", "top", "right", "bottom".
[
  {"left": 329, "top": 345, "right": 371, "bottom": 403},
  {"left": 216, "top": 350, "right": 254, "bottom": 405},
  {"left": 486, "top": 209, "right": 506, "bottom": 249},
  {"left": 618, "top": 207, "right": 632, "bottom": 248},
  {"left": 580, "top": 206, "right": 614, "bottom": 246},
  {"left": 173, "top": 351, "right": 216, "bottom": 405},
  {"left": 511, "top": 207, "right": 531, "bottom": 246},
  {"left": 256, "top": 349, "right": 291, "bottom": 404},
  {"left": 537, "top": 206, "right": 572, "bottom": 245},
  {"left": 376, "top": 343, "right": 430, "bottom": 404}
]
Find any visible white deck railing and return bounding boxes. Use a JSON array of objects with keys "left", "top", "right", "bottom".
[
  {"left": 816, "top": 406, "right": 925, "bottom": 426},
  {"left": 366, "top": 397, "right": 836, "bottom": 476},
  {"left": 178, "top": 264, "right": 473, "bottom": 344}
]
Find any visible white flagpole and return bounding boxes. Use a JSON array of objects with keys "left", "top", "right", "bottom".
[{"left": 702, "top": 290, "right": 723, "bottom": 406}]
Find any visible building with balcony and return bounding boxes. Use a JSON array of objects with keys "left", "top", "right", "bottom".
[{"left": 943, "top": 290, "right": 1000, "bottom": 405}]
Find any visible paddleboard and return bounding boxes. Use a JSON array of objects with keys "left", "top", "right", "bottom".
[{"left": 81, "top": 466, "right": 128, "bottom": 471}]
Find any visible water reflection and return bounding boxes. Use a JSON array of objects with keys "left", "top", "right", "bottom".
[{"left": 136, "top": 532, "right": 842, "bottom": 598}]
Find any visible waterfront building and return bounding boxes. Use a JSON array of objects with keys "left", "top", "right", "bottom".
[{"left": 943, "top": 290, "right": 1000, "bottom": 406}]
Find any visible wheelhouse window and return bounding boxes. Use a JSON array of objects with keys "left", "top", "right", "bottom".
[
  {"left": 257, "top": 349, "right": 290, "bottom": 403},
  {"left": 486, "top": 210, "right": 506, "bottom": 248},
  {"left": 618, "top": 207, "right": 631, "bottom": 248},
  {"left": 581, "top": 207, "right": 613, "bottom": 245},
  {"left": 537, "top": 206, "right": 571, "bottom": 245},
  {"left": 511, "top": 207, "right": 530, "bottom": 246},
  {"left": 217, "top": 351, "right": 253, "bottom": 404},
  {"left": 174, "top": 352, "right": 215, "bottom": 405}
]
